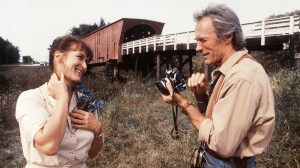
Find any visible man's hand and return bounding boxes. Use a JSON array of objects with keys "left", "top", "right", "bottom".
[
  {"left": 161, "top": 82, "right": 187, "bottom": 108},
  {"left": 188, "top": 72, "right": 207, "bottom": 95}
]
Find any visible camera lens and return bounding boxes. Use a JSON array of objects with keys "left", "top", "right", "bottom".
[{"left": 155, "top": 78, "right": 171, "bottom": 95}]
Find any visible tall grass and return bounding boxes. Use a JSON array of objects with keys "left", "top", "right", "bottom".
[
  {"left": 0, "top": 60, "right": 299, "bottom": 167},
  {"left": 258, "top": 68, "right": 300, "bottom": 167}
]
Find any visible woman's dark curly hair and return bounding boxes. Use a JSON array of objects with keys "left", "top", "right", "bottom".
[{"left": 48, "top": 35, "right": 93, "bottom": 71}]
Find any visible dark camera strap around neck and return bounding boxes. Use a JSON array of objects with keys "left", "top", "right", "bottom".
[
  {"left": 206, "top": 73, "right": 224, "bottom": 119},
  {"left": 208, "top": 72, "right": 222, "bottom": 97}
]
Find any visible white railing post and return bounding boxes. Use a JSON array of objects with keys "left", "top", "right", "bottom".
[
  {"left": 154, "top": 36, "right": 157, "bottom": 51},
  {"left": 163, "top": 35, "right": 166, "bottom": 51},
  {"left": 133, "top": 41, "right": 135, "bottom": 54},
  {"left": 139, "top": 40, "right": 141, "bottom": 53},
  {"left": 187, "top": 31, "right": 190, "bottom": 50},
  {"left": 261, "top": 20, "right": 265, "bottom": 46},
  {"left": 146, "top": 38, "right": 148, "bottom": 52},
  {"left": 289, "top": 16, "right": 294, "bottom": 35},
  {"left": 174, "top": 33, "right": 177, "bottom": 50},
  {"left": 126, "top": 43, "right": 129, "bottom": 55}
]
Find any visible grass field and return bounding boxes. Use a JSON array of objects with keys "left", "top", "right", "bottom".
[{"left": 0, "top": 58, "right": 299, "bottom": 167}]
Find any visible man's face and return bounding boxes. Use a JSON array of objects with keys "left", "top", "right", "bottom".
[{"left": 194, "top": 16, "right": 227, "bottom": 66}]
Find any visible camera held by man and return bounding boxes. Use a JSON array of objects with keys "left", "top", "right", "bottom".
[{"left": 156, "top": 67, "right": 186, "bottom": 96}]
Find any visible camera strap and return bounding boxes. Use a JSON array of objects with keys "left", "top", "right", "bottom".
[
  {"left": 171, "top": 104, "right": 180, "bottom": 139},
  {"left": 171, "top": 89, "right": 180, "bottom": 139}
]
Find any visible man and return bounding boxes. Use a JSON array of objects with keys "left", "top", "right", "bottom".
[{"left": 161, "top": 3, "right": 275, "bottom": 168}]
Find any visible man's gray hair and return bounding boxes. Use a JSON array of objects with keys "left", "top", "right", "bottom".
[{"left": 193, "top": 3, "right": 246, "bottom": 50}]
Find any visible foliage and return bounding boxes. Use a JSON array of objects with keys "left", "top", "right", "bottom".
[
  {"left": 251, "top": 51, "right": 291, "bottom": 73},
  {"left": 294, "top": 32, "right": 300, "bottom": 53},
  {"left": 258, "top": 68, "right": 300, "bottom": 167},
  {"left": 0, "top": 60, "right": 299, "bottom": 167},
  {"left": 22, "top": 56, "right": 33, "bottom": 64},
  {"left": 268, "top": 9, "right": 300, "bottom": 19},
  {"left": 0, "top": 36, "right": 20, "bottom": 64},
  {"left": 68, "top": 17, "right": 107, "bottom": 38}
]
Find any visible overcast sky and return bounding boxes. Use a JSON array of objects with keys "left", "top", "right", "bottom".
[{"left": 1, "top": 0, "right": 300, "bottom": 62}]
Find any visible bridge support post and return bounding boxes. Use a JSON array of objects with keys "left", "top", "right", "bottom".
[
  {"left": 289, "top": 35, "right": 295, "bottom": 67},
  {"left": 178, "top": 55, "right": 183, "bottom": 72},
  {"left": 156, "top": 54, "right": 161, "bottom": 80},
  {"left": 166, "top": 55, "right": 172, "bottom": 69},
  {"left": 113, "top": 64, "right": 119, "bottom": 78},
  {"left": 135, "top": 54, "right": 139, "bottom": 77}
]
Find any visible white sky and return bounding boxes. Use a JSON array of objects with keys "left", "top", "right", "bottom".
[{"left": 1, "top": 0, "right": 300, "bottom": 62}]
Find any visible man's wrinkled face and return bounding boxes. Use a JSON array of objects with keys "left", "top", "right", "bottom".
[{"left": 195, "top": 16, "right": 227, "bottom": 66}]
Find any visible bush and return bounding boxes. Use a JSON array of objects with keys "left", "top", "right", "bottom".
[
  {"left": 0, "top": 62, "right": 299, "bottom": 167},
  {"left": 257, "top": 69, "right": 300, "bottom": 167}
]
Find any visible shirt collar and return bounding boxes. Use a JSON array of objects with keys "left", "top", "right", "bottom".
[
  {"left": 218, "top": 49, "right": 248, "bottom": 76},
  {"left": 40, "top": 82, "right": 77, "bottom": 113}
]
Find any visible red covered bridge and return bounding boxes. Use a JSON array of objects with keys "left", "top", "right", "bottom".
[
  {"left": 83, "top": 16, "right": 300, "bottom": 79},
  {"left": 83, "top": 18, "right": 164, "bottom": 66}
]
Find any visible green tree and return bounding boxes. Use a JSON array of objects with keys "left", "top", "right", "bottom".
[
  {"left": 22, "top": 55, "right": 33, "bottom": 64},
  {"left": 69, "top": 17, "right": 107, "bottom": 38},
  {"left": 0, "top": 36, "right": 20, "bottom": 64}
]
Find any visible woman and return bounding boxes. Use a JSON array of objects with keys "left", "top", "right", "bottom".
[{"left": 16, "top": 35, "right": 103, "bottom": 167}]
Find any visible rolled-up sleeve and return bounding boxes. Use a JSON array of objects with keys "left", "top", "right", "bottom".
[
  {"left": 199, "top": 78, "right": 260, "bottom": 157},
  {"left": 16, "top": 91, "right": 49, "bottom": 146}
]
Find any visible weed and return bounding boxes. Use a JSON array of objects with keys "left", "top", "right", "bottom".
[{"left": 0, "top": 64, "right": 299, "bottom": 167}]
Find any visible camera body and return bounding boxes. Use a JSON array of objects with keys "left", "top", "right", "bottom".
[{"left": 156, "top": 68, "right": 186, "bottom": 95}]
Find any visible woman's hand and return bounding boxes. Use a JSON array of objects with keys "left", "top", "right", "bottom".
[
  {"left": 70, "top": 109, "right": 102, "bottom": 134},
  {"left": 188, "top": 72, "right": 207, "bottom": 95},
  {"left": 47, "top": 72, "right": 68, "bottom": 100}
]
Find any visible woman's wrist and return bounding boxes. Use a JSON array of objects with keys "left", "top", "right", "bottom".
[
  {"left": 93, "top": 121, "right": 102, "bottom": 135},
  {"left": 94, "top": 132, "right": 103, "bottom": 139}
]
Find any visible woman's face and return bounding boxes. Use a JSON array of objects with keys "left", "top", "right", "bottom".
[{"left": 55, "top": 45, "right": 88, "bottom": 85}]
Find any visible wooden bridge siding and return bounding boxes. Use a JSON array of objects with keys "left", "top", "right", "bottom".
[
  {"left": 82, "top": 35, "right": 97, "bottom": 63},
  {"left": 98, "top": 21, "right": 122, "bottom": 62},
  {"left": 83, "top": 18, "right": 165, "bottom": 66},
  {"left": 82, "top": 21, "right": 123, "bottom": 64}
]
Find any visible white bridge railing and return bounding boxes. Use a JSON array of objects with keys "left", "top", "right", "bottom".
[
  {"left": 122, "top": 15, "right": 300, "bottom": 55},
  {"left": 122, "top": 31, "right": 195, "bottom": 55}
]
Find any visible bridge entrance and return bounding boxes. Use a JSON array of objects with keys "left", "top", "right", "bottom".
[{"left": 123, "top": 24, "right": 156, "bottom": 43}]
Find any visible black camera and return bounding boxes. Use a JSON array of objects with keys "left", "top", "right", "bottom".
[{"left": 156, "top": 68, "right": 186, "bottom": 95}]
